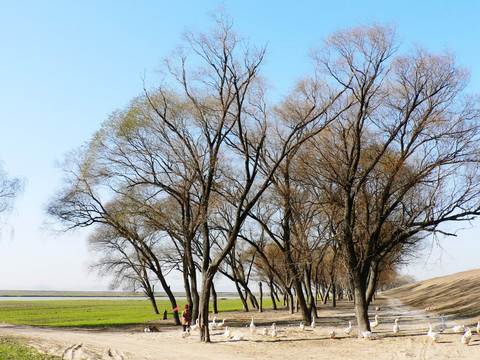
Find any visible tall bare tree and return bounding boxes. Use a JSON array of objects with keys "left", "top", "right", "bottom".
[
  {"left": 304, "top": 25, "right": 480, "bottom": 335},
  {"left": 153, "top": 14, "right": 341, "bottom": 341}
]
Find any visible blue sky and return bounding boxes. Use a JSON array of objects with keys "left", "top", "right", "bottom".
[{"left": 0, "top": 1, "right": 479, "bottom": 291}]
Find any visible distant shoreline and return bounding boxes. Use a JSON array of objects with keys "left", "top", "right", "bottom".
[{"left": 0, "top": 290, "right": 239, "bottom": 298}]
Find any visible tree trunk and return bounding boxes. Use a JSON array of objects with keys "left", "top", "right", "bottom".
[
  {"left": 285, "top": 289, "right": 294, "bottom": 313},
  {"left": 274, "top": 287, "right": 280, "bottom": 302},
  {"left": 187, "top": 252, "right": 199, "bottom": 321},
  {"left": 211, "top": 282, "right": 218, "bottom": 314},
  {"left": 198, "top": 273, "right": 213, "bottom": 342},
  {"left": 183, "top": 260, "right": 193, "bottom": 309},
  {"left": 353, "top": 275, "right": 370, "bottom": 338},
  {"left": 322, "top": 283, "right": 332, "bottom": 305},
  {"left": 285, "top": 255, "right": 311, "bottom": 322},
  {"left": 141, "top": 271, "right": 159, "bottom": 315},
  {"left": 247, "top": 288, "right": 258, "bottom": 309},
  {"left": 366, "top": 261, "right": 379, "bottom": 306},
  {"left": 234, "top": 277, "right": 249, "bottom": 311},
  {"left": 153, "top": 269, "right": 180, "bottom": 325},
  {"left": 269, "top": 279, "right": 277, "bottom": 310},
  {"left": 332, "top": 281, "right": 337, "bottom": 308},
  {"left": 305, "top": 268, "right": 317, "bottom": 318},
  {"left": 190, "top": 275, "right": 200, "bottom": 322},
  {"left": 318, "top": 286, "right": 325, "bottom": 303},
  {"left": 145, "top": 291, "right": 159, "bottom": 314}
]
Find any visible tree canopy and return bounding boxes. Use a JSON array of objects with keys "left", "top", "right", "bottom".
[{"left": 47, "top": 19, "right": 480, "bottom": 340}]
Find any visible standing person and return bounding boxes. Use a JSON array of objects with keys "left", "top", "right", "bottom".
[{"left": 181, "top": 304, "right": 191, "bottom": 332}]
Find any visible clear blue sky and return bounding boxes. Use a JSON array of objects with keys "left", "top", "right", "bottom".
[{"left": 1, "top": 1, "right": 479, "bottom": 291}]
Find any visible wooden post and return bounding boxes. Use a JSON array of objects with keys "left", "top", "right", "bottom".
[{"left": 259, "top": 282, "right": 263, "bottom": 313}]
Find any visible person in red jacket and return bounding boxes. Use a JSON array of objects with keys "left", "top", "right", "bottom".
[{"left": 181, "top": 304, "right": 192, "bottom": 332}]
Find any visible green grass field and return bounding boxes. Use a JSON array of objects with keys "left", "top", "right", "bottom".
[
  {"left": 0, "top": 297, "right": 272, "bottom": 358},
  {"left": 0, "top": 338, "right": 61, "bottom": 360},
  {"left": 0, "top": 298, "right": 272, "bottom": 327}
]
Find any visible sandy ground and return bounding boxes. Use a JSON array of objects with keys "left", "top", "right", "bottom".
[
  {"left": 383, "top": 269, "right": 480, "bottom": 319},
  {"left": 1, "top": 294, "right": 480, "bottom": 360}
]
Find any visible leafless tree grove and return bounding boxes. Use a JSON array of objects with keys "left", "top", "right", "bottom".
[{"left": 48, "top": 18, "right": 480, "bottom": 341}]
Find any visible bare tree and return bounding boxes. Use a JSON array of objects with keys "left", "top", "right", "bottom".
[
  {"left": 89, "top": 224, "right": 161, "bottom": 314},
  {"left": 304, "top": 24, "right": 480, "bottom": 336},
  {"left": 153, "top": 14, "right": 340, "bottom": 342},
  {"left": 47, "top": 157, "right": 182, "bottom": 324},
  {"left": 0, "top": 162, "right": 23, "bottom": 227}
]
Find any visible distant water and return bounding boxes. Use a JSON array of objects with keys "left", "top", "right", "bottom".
[
  {"left": 0, "top": 294, "right": 241, "bottom": 301},
  {"left": 0, "top": 296, "right": 175, "bottom": 301}
]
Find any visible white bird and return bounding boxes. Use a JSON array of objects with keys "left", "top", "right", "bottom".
[
  {"left": 217, "top": 318, "right": 226, "bottom": 329},
  {"left": 249, "top": 315, "right": 256, "bottom": 334},
  {"left": 362, "top": 330, "right": 378, "bottom": 340},
  {"left": 328, "top": 330, "right": 336, "bottom": 339},
  {"left": 262, "top": 327, "right": 268, "bottom": 336},
  {"left": 181, "top": 328, "right": 191, "bottom": 338},
  {"left": 434, "top": 314, "right": 447, "bottom": 333},
  {"left": 343, "top": 321, "right": 353, "bottom": 336},
  {"left": 190, "top": 319, "right": 199, "bottom": 331},
  {"left": 311, "top": 318, "right": 316, "bottom": 329},
  {"left": 393, "top": 318, "right": 400, "bottom": 334},
  {"left": 224, "top": 326, "right": 233, "bottom": 339},
  {"left": 271, "top": 323, "right": 278, "bottom": 338},
  {"left": 461, "top": 327, "right": 472, "bottom": 345},
  {"left": 476, "top": 318, "right": 480, "bottom": 334},
  {"left": 427, "top": 323, "right": 440, "bottom": 343},
  {"left": 452, "top": 324, "right": 465, "bottom": 334},
  {"left": 370, "top": 314, "right": 379, "bottom": 330},
  {"left": 299, "top": 321, "right": 306, "bottom": 331},
  {"left": 209, "top": 316, "right": 218, "bottom": 330}
]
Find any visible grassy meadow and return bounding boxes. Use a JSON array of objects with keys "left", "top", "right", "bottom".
[
  {"left": 0, "top": 296, "right": 272, "bottom": 359},
  {"left": 0, "top": 338, "right": 61, "bottom": 360},
  {"left": 0, "top": 298, "right": 272, "bottom": 327}
]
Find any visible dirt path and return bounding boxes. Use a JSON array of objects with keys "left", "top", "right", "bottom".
[{"left": 1, "top": 296, "right": 480, "bottom": 359}]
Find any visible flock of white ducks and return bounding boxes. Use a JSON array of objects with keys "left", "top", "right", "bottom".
[
  {"left": 177, "top": 312, "right": 480, "bottom": 346},
  {"left": 181, "top": 313, "right": 383, "bottom": 341},
  {"left": 427, "top": 315, "right": 480, "bottom": 345}
]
